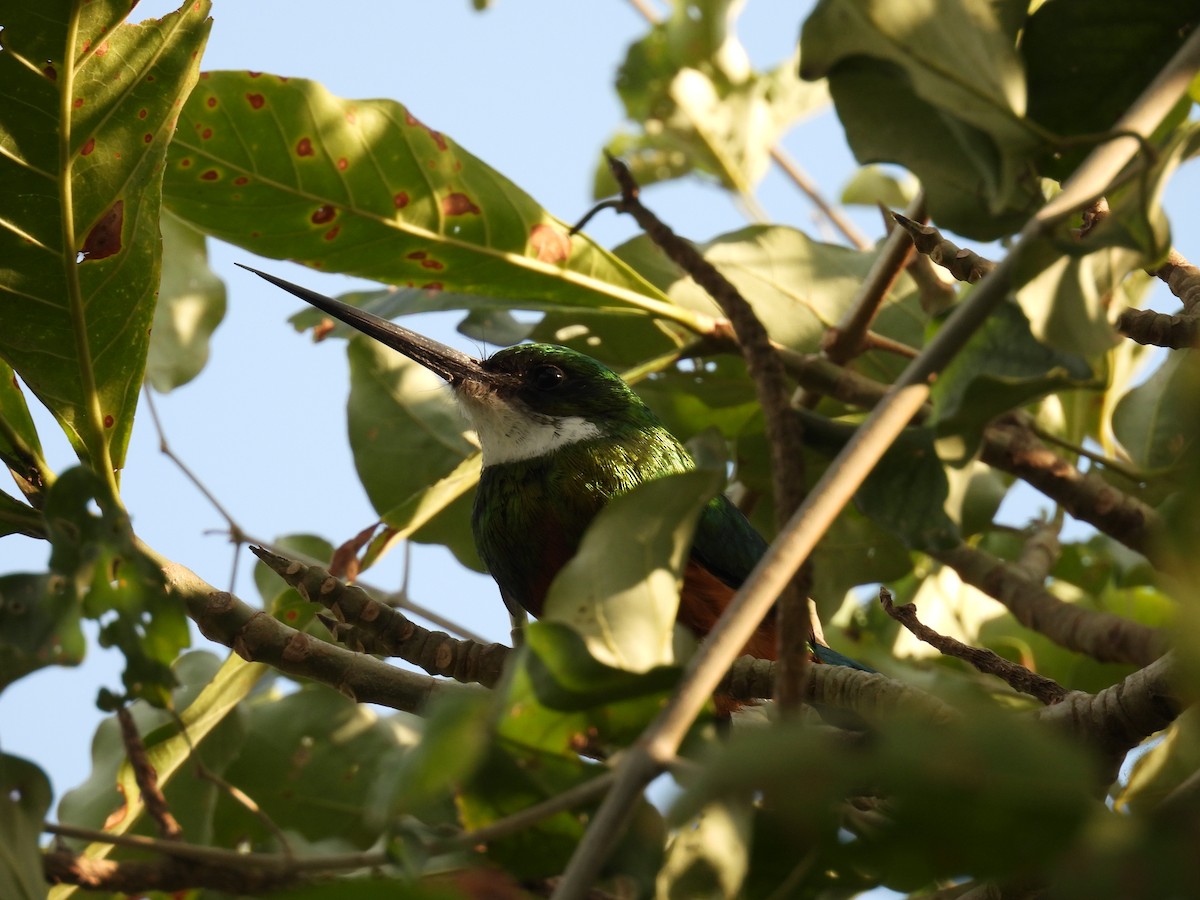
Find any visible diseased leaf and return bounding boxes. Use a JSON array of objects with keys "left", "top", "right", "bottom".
[
  {"left": 0, "top": 573, "right": 84, "bottom": 693},
  {"left": 0, "top": 1, "right": 212, "bottom": 469},
  {"left": 146, "top": 211, "right": 227, "bottom": 392},
  {"left": 164, "top": 72, "right": 696, "bottom": 327},
  {"left": 841, "top": 165, "right": 919, "bottom": 209}
]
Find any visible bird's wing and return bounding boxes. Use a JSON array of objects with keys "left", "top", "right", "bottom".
[{"left": 688, "top": 493, "right": 770, "bottom": 590}]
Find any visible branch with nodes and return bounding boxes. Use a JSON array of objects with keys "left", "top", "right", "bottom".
[
  {"left": 891, "top": 213, "right": 996, "bottom": 283},
  {"left": 144, "top": 545, "right": 455, "bottom": 712},
  {"left": 928, "top": 541, "right": 1167, "bottom": 666},
  {"left": 251, "top": 545, "right": 510, "bottom": 688},
  {"left": 879, "top": 587, "right": 1068, "bottom": 705},
  {"left": 115, "top": 707, "right": 182, "bottom": 840}
]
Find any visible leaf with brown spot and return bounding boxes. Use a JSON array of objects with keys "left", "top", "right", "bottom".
[
  {"left": 0, "top": 1, "right": 213, "bottom": 468},
  {"left": 162, "top": 73, "right": 701, "bottom": 329}
]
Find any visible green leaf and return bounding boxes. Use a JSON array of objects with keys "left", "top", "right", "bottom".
[
  {"left": 657, "top": 796, "right": 753, "bottom": 900},
  {"left": 616, "top": 225, "right": 924, "bottom": 381},
  {"left": 524, "top": 621, "right": 682, "bottom": 712},
  {"left": 0, "top": 360, "right": 45, "bottom": 473},
  {"left": 1022, "top": 0, "right": 1200, "bottom": 179},
  {"left": 1111, "top": 350, "right": 1199, "bottom": 473},
  {"left": 387, "top": 688, "right": 492, "bottom": 820},
  {"left": 1113, "top": 708, "right": 1200, "bottom": 813},
  {"left": 43, "top": 467, "right": 186, "bottom": 707},
  {"left": 543, "top": 468, "right": 722, "bottom": 672},
  {"left": 931, "top": 300, "right": 1096, "bottom": 465},
  {"left": 0, "top": 573, "right": 84, "bottom": 693},
  {"left": 601, "top": 2, "right": 826, "bottom": 196},
  {"left": 800, "top": 0, "right": 1045, "bottom": 241},
  {"left": 0, "top": 754, "right": 52, "bottom": 900},
  {"left": 840, "top": 164, "right": 919, "bottom": 209},
  {"left": 674, "top": 707, "right": 1095, "bottom": 887},
  {"left": 55, "top": 652, "right": 266, "bottom": 895},
  {"left": 855, "top": 427, "right": 960, "bottom": 552},
  {"left": 0, "top": 0, "right": 212, "bottom": 469},
  {"left": 163, "top": 72, "right": 695, "bottom": 327},
  {"left": 146, "top": 211, "right": 227, "bottom": 392},
  {"left": 209, "top": 685, "right": 416, "bottom": 850},
  {"left": 0, "top": 492, "right": 44, "bottom": 540},
  {"left": 347, "top": 338, "right": 482, "bottom": 568},
  {"left": 348, "top": 338, "right": 477, "bottom": 514}
]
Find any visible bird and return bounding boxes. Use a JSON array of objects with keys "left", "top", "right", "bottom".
[{"left": 239, "top": 263, "right": 869, "bottom": 672}]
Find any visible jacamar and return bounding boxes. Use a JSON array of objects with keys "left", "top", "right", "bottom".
[{"left": 241, "top": 265, "right": 867, "bottom": 671}]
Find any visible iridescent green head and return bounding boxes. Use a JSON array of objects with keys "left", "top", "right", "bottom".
[{"left": 240, "top": 266, "right": 656, "bottom": 466}]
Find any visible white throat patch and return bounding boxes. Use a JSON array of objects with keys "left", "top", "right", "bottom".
[{"left": 456, "top": 392, "right": 602, "bottom": 467}]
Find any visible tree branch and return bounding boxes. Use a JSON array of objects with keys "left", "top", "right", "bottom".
[
  {"left": 1037, "top": 653, "right": 1181, "bottom": 779},
  {"left": 879, "top": 588, "right": 1068, "bottom": 705},
  {"left": 145, "top": 546, "right": 456, "bottom": 712},
  {"left": 596, "top": 153, "right": 814, "bottom": 711},
  {"left": 251, "top": 545, "right": 510, "bottom": 688},
  {"left": 980, "top": 413, "right": 1163, "bottom": 559},
  {"left": 929, "top": 542, "right": 1167, "bottom": 666}
]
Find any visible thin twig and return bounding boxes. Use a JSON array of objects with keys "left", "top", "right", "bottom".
[
  {"left": 115, "top": 707, "right": 183, "bottom": 840},
  {"left": 599, "top": 153, "right": 814, "bottom": 712},
  {"left": 550, "top": 30, "right": 1200, "bottom": 899},
  {"left": 769, "top": 146, "right": 872, "bottom": 249},
  {"left": 879, "top": 588, "right": 1068, "bottom": 705},
  {"left": 821, "top": 192, "right": 925, "bottom": 366}
]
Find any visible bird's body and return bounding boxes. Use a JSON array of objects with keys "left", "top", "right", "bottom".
[{"left": 243, "top": 265, "right": 866, "bottom": 670}]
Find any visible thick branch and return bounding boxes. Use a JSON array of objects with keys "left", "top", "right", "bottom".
[
  {"left": 148, "top": 549, "right": 453, "bottom": 712},
  {"left": 980, "top": 414, "right": 1163, "bottom": 558},
  {"left": 1037, "top": 653, "right": 1181, "bottom": 778},
  {"left": 930, "top": 542, "right": 1167, "bottom": 666}
]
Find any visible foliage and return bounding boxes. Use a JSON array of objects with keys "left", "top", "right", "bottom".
[{"left": 0, "top": 1, "right": 1198, "bottom": 898}]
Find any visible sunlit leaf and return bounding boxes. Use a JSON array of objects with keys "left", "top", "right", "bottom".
[
  {"left": 543, "top": 468, "right": 722, "bottom": 672},
  {"left": 841, "top": 165, "right": 920, "bottom": 208},
  {"left": 0, "top": 1, "right": 212, "bottom": 468},
  {"left": 657, "top": 796, "right": 753, "bottom": 900},
  {"left": 616, "top": 225, "right": 924, "bottom": 384},
  {"left": 1112, "top": 349, "right": 1199, "bottom": 473},
  {"left": 800, "top": 0, "right": 1041, "bottom": 239},
  {"left": 163, "top": 72, "right": 696, "bottom": 327}
]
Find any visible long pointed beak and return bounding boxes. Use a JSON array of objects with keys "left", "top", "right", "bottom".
[{"left": 237, "top": 263, "right": 487, "bottom": 386}]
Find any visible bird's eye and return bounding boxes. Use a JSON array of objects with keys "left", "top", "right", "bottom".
[{"left": 531, "top": 364, "right": 565, "bottom": 390}]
